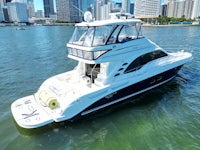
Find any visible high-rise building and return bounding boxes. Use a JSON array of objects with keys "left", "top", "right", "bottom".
[
  {"left": 79, "top": 0, "right": 95, "bottom": 20},
  {"left": 167, "top": 0, "right": 176, "bottom": 17},
  {"left": 184, "top": 0, "right": 193, "bottom": 19},
  {"left": 27, "top": 0, "right": 34, "bottom": 18},
  {"left": 176, "top": 0, "right": 185, "bottom": 18},
  {"left": 7, "top": 2, "right": 29, "bottom": 22},
  {"left": 0, "top": 0, "right": 13, "bottom": 5},
  {"left": 95, "top": 0, "right": 102, "bottom": 20},
  {"left": 161, "top": 4, "right": 168, "bottom": 16},
  {"left": 6, "top": 0, "right": 12, "bottom": 2},
  {"left": 0, "top": 0, "right": 4, "bottom": 6},
  {"left": 56, "top": 0, "right": 80, "bottom": 22},
  {"left": 130, "top": 3, "right": 134, "bottom": 14},
  {"left": 35, "top": 10, "right": 43, "bottom": 18},
  {"left": 122, "top": 0, "right": 130, "bottom": 13},
  {"left": 101, "top": 2, "right": 111, "bottom": 20},
  {"left": 12, "top": 0, "right": 27, "bottom": 3},
  {"left": 0, "top": 5, "right": 3, "bottom": 21},
  {"left": 2, "top": 7, "right": 9, "bottom": 22},
  {"left": 95, "top": 0, "right": 112, "bottom": 20},
  {"left": 191, "top": 0, "right": 200, "bottom": 19},
  {"left": 43, "top": 0, "right": 54, "bottom": 18},
  {"left": 80, "top": 0, "right": 94, "bottom": 12},
  {"left": 164, "top": 0, "right": 176, "bottom": 4},
  {"left": 110, "top": 1, "right": 121, "bottom": 13},
  {"left": 167, "top": 0, "right": 194, "bottom": 19},
  {"left": 134, "top": 0, "right": 160, "bottom": 18}
]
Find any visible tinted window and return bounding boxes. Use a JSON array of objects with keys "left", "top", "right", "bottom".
[
  {"left": 92, "top": 26, "right": 113, "bottom": 46},
  {"left": 117, "top": 24, "right": 143, "bottom": 43},
  {"left": 124, "top": 50, "right": 167, "bottom": 73},
  {"left": 149, "top": 50, "right": 168, "bottom": 61},
  {"left": 107, "top": 25, "right": 122, "bottom": 44},
  {"left": 124, "top": 57, "right": 143, "bottom": 73}
]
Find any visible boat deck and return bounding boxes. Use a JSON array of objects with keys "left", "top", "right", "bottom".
[{"left": 47, "top": 70, "right": 104, "bottom": 101}]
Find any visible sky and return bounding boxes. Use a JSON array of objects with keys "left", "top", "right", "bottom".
[
  {"left": 34, "top": 0, "right": 48, "bottom": 11},
  {"left": 34, "top": 0, "right": 164, "bottom": 12}
]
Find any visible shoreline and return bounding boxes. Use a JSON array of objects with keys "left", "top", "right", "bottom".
[
  {"left": 0, "top": 22, "right": 76, "bottom": 27},
  {"left": 1, "top": 22, "right": 199, "bottom": 27},
  {"left": 142, "top": 23, "right": 200, "bottom": 27}
]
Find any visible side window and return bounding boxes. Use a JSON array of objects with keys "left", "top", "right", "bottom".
[
  {"left": 92, "top": 26, "right": 113, "bottom": 46},
  {"left": 147, "top": 50, "right": 168, "bottom": 61},
  {"left": 84, "top": 27, "right": 94, "bottom": 47},
  {"left": 124, "top": 56, "right": 143, "bottom": 73},
  {"left": 107, "top": 25, "right": 122, "bottom": 44},
  {"left": 124, "top": 50, "right": 167, "bottom": 74},
  {"left": 118, "top": 25, "right": 138, "bottom": 43},
  {"left": 118, "top": 26, "right": 130, "bottom": 43},
  {"left": 154, "top": 50, "right": 168, "bottom": 58}
]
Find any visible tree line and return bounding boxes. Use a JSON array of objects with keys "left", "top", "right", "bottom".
[{"left": 142, "top": 15, "right": 200, "bottom": 25}]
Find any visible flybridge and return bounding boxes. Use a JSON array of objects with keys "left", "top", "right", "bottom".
[
  {"left": 67, "top": 18, "right": 143, "bottom": 61},
  {"left": 68, "top": 19, "right": 143, "bottom": 45}
]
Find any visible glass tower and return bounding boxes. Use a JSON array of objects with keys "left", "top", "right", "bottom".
[{"left": 43, "top": 0, "right": 55, "bottom": 18}]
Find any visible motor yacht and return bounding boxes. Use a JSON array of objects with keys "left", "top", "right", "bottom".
[{"left": 11, "top": 14, "right": 192, "bottom": 129}]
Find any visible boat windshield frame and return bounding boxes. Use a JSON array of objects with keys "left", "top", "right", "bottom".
[{"left": 69, "top": 22, "right": 143, "bottom": 47}]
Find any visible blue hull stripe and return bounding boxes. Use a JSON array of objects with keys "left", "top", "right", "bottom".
[{"left": 81, "top": 66, "right": 182, "bottom": 116}]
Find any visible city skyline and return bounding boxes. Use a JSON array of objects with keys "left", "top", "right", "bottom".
[
  {"left": 1, "top": 0, "right": 199, "bottom": 23},
  {"left": 34, "top": 0, "right": 165, "bottom": 11},
  {"left": 34, "top": 0, "right": 135, "bottom": 11}
]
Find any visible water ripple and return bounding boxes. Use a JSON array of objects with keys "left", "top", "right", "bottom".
[{"left": 0, "top": 26, "right": 199, "bottom": 150}]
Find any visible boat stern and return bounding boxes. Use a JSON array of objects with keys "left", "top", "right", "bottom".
[{"left": 11, "top": 95, "right": 54, "bottom": 129}]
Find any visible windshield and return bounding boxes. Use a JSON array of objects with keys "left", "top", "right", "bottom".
[
  {"left": 69, "top": 26, "right": 88, "bottom": 45},
  {"left": 69, "top": 25, "right": 114, "bottom": 47},
  {"left": 69, "top": 22, "right": 143, "bottom": 46},
  {"left": 118, "top": 23, "right": 143, "bottom": 43}
]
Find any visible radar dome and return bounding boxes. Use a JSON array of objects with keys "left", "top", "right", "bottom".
[{"left": 84, "top": 11, "right": 93, "bottom": 22}]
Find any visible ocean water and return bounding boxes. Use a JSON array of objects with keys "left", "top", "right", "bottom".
[{"left": 0, "top": 25, "right": 199, "bottom": 150}]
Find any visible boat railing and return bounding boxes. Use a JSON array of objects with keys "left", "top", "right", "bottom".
[
  {"left": 160, "top": 45, "right": 193, "bottom": 53},
  {"left": 68, "top": 47, "right": 108, "bottom": 60}
]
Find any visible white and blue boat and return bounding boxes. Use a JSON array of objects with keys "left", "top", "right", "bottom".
[{"left": 11, "top": 13, "right": 192, "bottom": 129}]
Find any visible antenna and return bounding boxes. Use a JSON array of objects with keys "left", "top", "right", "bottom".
[{"left": 72, "top": 4, "right": 84, "bottom": 15}]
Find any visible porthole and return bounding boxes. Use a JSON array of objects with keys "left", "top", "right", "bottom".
[
  {"left": 114, "top": 73, "right": 120, "bottom": 77},
  {"left": 118, "top": 68, "right": 124, "bottom": 71},
  {"left": 122, "top": 63, "right": 128, "bottom": 66}
]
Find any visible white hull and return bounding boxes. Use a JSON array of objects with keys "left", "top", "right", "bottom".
[{"left": 11, "top": 18, "right": 192, "bottom": 129}]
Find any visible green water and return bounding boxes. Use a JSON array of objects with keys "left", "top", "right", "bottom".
[{"left": 0, "top": 25, "right": 199, "bottom": 150}]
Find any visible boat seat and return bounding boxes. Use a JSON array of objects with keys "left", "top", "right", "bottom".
[
  {"left": 81, "top": 76, "right": 91, "bottom": 86},
  {"left": 118, "top": 35, "right": 130, "bottom": 43}
]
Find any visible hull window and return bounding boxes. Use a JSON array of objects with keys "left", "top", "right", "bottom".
[{"left": 125, "top": 50, "right": 168, "bottom": 73}]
